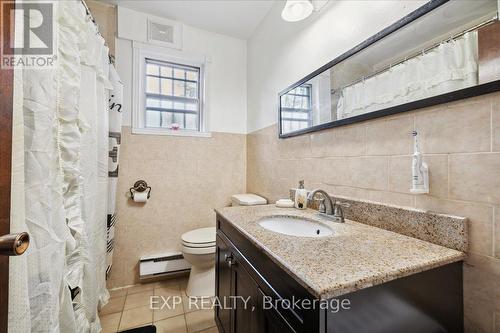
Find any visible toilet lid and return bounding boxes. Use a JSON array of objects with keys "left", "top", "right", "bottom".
[
  {"left": 232, "top": 194, "right": 267, "bottom": 206},
  {"left": 181, "top": 227, "right": 216, "bottom": 245}
]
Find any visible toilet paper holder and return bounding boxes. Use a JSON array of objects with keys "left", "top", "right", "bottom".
[{"left": 130, "top": 180, "right": 152, "bottom": 200}]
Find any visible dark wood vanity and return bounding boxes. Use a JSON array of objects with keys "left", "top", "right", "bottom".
[{"left": 215, "top": 213, "right": 464, "bottom": 333}]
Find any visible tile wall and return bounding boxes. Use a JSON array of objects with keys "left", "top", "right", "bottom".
[
  {"left": 107, "top": 128, "right": 246, "bottom": 288},
  {"left": 247, "top": 92, "right": 500, "bottom": 333}
]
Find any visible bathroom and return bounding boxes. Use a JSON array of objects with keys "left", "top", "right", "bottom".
[{"left": 0, "top": 0, "right": 499, "bottom": 332}]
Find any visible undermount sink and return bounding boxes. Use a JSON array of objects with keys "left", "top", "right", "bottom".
[{"left": 258, "top": 216, "right": 333, "bottom": 237}]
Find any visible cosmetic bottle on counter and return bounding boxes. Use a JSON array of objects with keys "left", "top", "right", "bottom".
[{"left": 294, "top": 180, "right": 308, "bottom": 209}]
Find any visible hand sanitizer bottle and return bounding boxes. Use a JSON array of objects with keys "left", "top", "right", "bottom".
[
  {"left": 410, "top": 131, "right": 429, "bottom": 194},
  {"left": 295, "top": 180, "right": 308, "bottom": 209}
]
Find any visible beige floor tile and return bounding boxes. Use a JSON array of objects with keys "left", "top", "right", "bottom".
[
  {"left": 154, "top": 278, "right": 182, "bottom": 291},
  {"left": 196, "top": 326, "right": 218, "bottom": 333},
  {"left": 154, "top": 314, "right": 187, "bottom": 333},
  {"left": 100, "top": 296, "right": 126, "bottom": 315},
  {"left": 100, "top": 312, "right": 121, "bottom": 333},
  {"left": 126, "top": 283, "right": 155, "bottom": 295},
  {"left": 124, "top": 291, "right": 154, "bottom": 310},
  {"left": 119, "top": 306, "right": 153, "bottom": 331},
  {"left": 153, "top": 298, "right": 185, "bottom": 322},
  {"left": 185, "top": 309, "right": 216, "bottom": 333},
  {"left": 109, "top": 288, "right": 127, "bottom": 298},
  {"left": 179, "top": 278, "right": 189, "bottom": 294},
  {"left": 182, "top": 296, "right": 214, "bottom": 313},
  {"left": 155, "top": 285, "right": 182, "bottom": 298}
]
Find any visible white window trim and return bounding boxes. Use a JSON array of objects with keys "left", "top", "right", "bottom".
[{"left": 132, "top": 41, "right": 210, "bottom": 137}]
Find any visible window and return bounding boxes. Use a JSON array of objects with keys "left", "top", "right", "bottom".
[
  {"left": 145, "top": 59, "right": 201, "bottom": 131},
  {"left": 280, "top": 84, "right": 312, "bottom": 133},
  {"left": 133, "top": 43, "right": 207, "bottom": 136}
]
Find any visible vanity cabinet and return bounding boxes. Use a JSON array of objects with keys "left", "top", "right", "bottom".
[
  {"left": 215, "top": 213, "right": 464, "bottom": 333},
  {"left": 216, "top": 233, "right": 296, "bottom": 333}
]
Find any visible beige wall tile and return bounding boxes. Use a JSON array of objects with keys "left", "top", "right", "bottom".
[
  {"left": 247, "top": 95, "right": 499, "bottom": 333},
  {"left": 109, "top": 288, "right": 127, "bottom": 298},
  {"left": 449, "top": 153, "right": 500, "bottom": 205},
  {"left": 110, "top": 128, "right": 246, "bottom": 288},
  {"left": 415, "top": 196, "right": 493, "bottom": 256},
  {"left": 86, "top": 1, "right": 116, "bottom": 55},
  {"left": 277, "top": 134, "right": 311, "bottom": 159},
  {"left": 416, "top": 101, "right": 491, "bottom": 153},
  {"left": 335, "top": 156, "right": 389, "bottom": 191},
  {"left": 366, "top": 116, "right": 413, "bottom": 155},
  {"left": 493, "top": 95, "right": 500, "bottom": 152},
  {"left": 310, "top": 123, "right": 366, "bottom": 157},
  {"left": 463, "top": 254, "right": 500, "bottom": 333},
  {"left": 389, "top": 155, "right": 448, "bottom": 198}
]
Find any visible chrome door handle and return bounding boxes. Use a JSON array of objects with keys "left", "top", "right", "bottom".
[{"left": 0, "top": 232, "right": 30, "bottom": 256}]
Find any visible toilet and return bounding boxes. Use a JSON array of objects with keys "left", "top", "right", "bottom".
[
  {"left": 182, "top": 227, "right": 217, "bottom": 297},
  {"left": 182, "top": 194, "right": 267, "bottom": 297}
]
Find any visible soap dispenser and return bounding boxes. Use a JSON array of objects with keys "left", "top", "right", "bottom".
[
  {"left": 410, "top": 131, "right": 429, "bottom": 194},
  {"left": 295, "top": 180, "right": 308, "bottom": 209}
]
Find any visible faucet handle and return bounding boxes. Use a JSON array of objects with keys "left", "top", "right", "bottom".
[
  {"left": 333, "top": 201, "right": 350, "bottom": 223},
  {"left": 335, "top": 201, "right": 350, "bottom": 208},
  {"left": 317, "top": 198, "right": 326, "bottom": 214}
]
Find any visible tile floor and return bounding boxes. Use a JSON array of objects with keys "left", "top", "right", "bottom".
[{"left": 100, "top": 277, "right": 218, "bottom": 333}]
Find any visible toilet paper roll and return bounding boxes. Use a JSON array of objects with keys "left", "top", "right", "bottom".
[{"left": 133, "top": 191, "right": 148, "bottom": 203}]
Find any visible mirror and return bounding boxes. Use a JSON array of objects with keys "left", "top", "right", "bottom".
[{"left": 279, "top": 0, "right": 500, "bottom": 137}]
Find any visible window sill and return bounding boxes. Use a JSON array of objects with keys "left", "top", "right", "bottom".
[{"left": 132, "top": 127, "right": 212, "bottom": 138}]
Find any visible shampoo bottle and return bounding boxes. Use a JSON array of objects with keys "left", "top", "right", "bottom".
[
  {"left": 295, "top": 180, "right": 308, "bottom": 209},
  {"left": 410, "top": 131, "right": 429, "bottom": 194}
]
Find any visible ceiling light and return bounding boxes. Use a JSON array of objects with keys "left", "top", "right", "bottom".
[{"left": 281, "top": 0, "right": 314, "bottom": 22}]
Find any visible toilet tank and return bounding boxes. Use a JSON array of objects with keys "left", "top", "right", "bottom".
[{"left": 231, "top": 194, "right": 267, "bottom": 206}]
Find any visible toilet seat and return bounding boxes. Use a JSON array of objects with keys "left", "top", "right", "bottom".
[
  {"left": 181, "top": 227, "right": 216, "bottom": 254},
  {"left": 182, "top": 244, "right": 215, "bottom": 255}
]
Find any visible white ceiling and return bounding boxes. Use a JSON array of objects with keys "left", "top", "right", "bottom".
[{"left": 106, "top": 0, "right": 276, "bottom": 39}]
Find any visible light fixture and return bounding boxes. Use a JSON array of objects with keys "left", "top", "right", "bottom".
[{"left": 281, "top": 0, "right": 314, "bottom": 22}]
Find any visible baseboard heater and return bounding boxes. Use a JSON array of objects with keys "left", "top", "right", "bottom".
[{"left": 139, "top": 252, "right": 191, "bottom": 280}]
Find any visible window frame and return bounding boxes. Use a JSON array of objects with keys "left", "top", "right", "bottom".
[
  {"left": 132, "top": 42, "right": 209, "bottom": 137},
  {"left": 280, "top": 84, "right": 313, "bottom": 133}
]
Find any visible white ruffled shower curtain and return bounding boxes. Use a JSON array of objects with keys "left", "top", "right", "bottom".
[
  {"left": 337, "top": 31, "right": 479, "bottom": 119},
  {"left": 9, "top": 1, "right": 120, "bottom": 332}
]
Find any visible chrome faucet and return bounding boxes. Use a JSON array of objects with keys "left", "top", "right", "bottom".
[
  {"left": 307, "top": 189, "right": 350, "bottom": 223},
  {"left": 307, "top": 189, "right": 334, "bottom": 215}
]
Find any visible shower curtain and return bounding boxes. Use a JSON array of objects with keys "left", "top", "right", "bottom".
[
  {"left": 107, "top": 66, "right": 123, "bottom": 278},
  {"left": 8, "top": 1, "right": 120, "bottom": 332},
  {"left": 336, "top": 31, "right": 479, "bottom": 119}
]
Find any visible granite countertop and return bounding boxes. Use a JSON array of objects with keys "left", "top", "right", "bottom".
[{"left": 215, "top": 205, "right": 466, "bottom": 300}]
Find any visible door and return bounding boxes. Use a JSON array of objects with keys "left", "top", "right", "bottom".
[
  {"left": 0, "top": 2, "right": 30, "bottom": 332},
  {"left": 215, "top": 235, "right": 232, "bottom": 333},
  {"left": 0, "top": 0, "right": 15, "bottom": 329},
  {"left": 230, "top": 252, "right": 261, "bottom": 333},
  {"left": 257, "top": 288, "right": 296, "bottom": 333}
]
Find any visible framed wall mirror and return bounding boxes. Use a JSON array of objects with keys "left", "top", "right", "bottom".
[{"left": 279, "top": 0, "right": 500, "bottom": 138}]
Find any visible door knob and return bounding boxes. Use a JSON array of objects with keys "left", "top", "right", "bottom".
[
  {"left": 0, "top": 232, "right": 30, "bottom": 256},
  {"left": 225, "top": 253, "right": 236, "bottom": 267}
]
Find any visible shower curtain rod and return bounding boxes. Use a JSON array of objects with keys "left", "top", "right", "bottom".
[
  {"left": 79, "top": 0, "right": 115, "bottom": 63},
  {"left": 80, "top": 0, "right": 100, "bottom": 36},
  {"left": 334, "top": 14, "right": 499, "bottom": 92}
]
